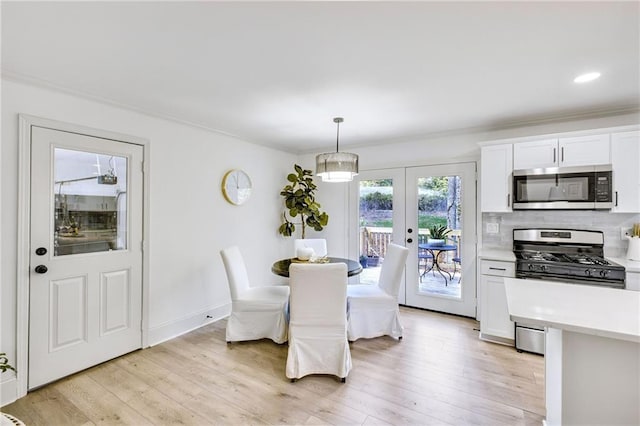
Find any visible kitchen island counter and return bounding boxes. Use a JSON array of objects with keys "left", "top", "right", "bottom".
[
  {"left": 504, "top": 277, "right": 640, "bottom": 426},
  {"left": 504, "top": 278, "right": 640, "bottom": 343}
]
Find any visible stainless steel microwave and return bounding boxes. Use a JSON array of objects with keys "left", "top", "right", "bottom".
[{"left": 512, "top": 165, "right": 613, "bottom": 210}]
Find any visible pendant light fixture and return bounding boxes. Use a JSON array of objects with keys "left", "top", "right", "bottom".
[{"left": 315, "top": 117, "right": 359, "bottom": 183}]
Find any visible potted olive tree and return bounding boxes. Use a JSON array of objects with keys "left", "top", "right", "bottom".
[{"left": 278, "top": 164, "right": 329, "bottom": 238}]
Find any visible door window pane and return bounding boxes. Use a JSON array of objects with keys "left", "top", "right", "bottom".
[
  {"left": 359, "top": 179, "right": 393, "bottom": 284},
  {"left": 54, "top": 148, "right": 128, "bottom": 256},
  {"left": 417, "top": 175, "right": 462, "bottom": 298}
]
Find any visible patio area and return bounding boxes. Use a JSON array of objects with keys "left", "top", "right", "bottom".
[{"left": 358, "top": 260, "right": 461, "bottom": 298}]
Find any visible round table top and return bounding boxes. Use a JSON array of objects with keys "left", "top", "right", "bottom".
[
  {"left": 271, "top": 256, "right": 363, "bottom": 278},
  {"left": 418, "top": 243, "right": 457, "bottom": 251}
]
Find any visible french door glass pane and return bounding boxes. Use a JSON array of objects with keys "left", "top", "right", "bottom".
[
  {"left": 53, "top": 148, "right": 128, "bottom": 256},
  {"left": 417, "top": 175, "right": 462, "bottom": 298},
  {"left": 358, "top": 178, "right": 394, "bottom": 284}
]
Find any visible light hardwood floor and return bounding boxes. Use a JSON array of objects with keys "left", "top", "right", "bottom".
[{"left": 3, "top": 307, "right": 545, "bottom": 425}]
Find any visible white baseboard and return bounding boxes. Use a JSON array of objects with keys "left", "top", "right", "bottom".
[
  {"left": 1, "top": 376, "right": 17, "bottom": 407},
  {"left": 147, "top": 303, "right": 230, "bottom": 346}
]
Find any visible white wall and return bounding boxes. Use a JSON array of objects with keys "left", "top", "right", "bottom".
[{"left": 1, "top": 79, "right": 297, "bottom": 403}]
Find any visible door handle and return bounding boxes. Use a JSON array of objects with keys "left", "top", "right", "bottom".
[
  {"left": 407, "top": 238, "right": 413, "bottom": 243},
  {"left": 35, "top": 247, "right": 47, "bottom": 256},
  {"left": 34, "top": 265, "right": 48, "bottom": 274}
]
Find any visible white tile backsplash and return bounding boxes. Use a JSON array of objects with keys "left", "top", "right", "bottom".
[{"left": 482, "top": 211, "right": 640, "bottom": 258}]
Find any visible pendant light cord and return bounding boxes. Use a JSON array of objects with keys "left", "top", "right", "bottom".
[{"left": 333, "top": 117, "right": 343, "bottom": 153}]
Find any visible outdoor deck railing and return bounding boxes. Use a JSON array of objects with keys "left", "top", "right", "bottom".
[{"left": 361, "top": 226, "right": 460, "bottom": 266}]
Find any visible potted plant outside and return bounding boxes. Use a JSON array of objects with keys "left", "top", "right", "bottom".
[
  {"left": 428, "top": 225, "right": 451, "bottom": 246},
  {"left": 362, "top": 226, "right": 380, "bottom": 267},
  {"left": 278, "top": 164, "right": 329, "bottom": 239}
]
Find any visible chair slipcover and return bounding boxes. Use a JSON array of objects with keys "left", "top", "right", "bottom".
[
  {"left": 347, "top": 243, "right": 409, "bottom": 341},
  {"left": 286, "top": 263, "right": 351, "bottom": 381},
  {"left": 293, "top": 238, "right": 328, "bottom": 257},
  {"left": 220, "top": 246, "right": 289, "bottom": 344}
]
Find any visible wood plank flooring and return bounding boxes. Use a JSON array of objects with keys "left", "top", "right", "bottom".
[{"left": 2, "top": 307, "right": 545, "bottom": 425}]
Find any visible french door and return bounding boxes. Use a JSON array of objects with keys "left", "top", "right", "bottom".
[
  {"left": 29, "top": 126, "right": 144, "bottom": 389},
  {"left": 348, "top": 168, "right": 406, "bottom": 300},
  {"left": 405, "top": 163, "right": 477, "bottom": 317},
  {"left": 350, "top": 163, "right": 477, "bottom": 317}
]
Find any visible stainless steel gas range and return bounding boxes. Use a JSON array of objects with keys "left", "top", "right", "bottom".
[{"left": 512, "top": 228, "right": 626, "bottom": 355}]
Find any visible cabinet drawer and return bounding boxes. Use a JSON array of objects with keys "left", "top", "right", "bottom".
[{"left": 481, "top": 260, "right": 515, "bottom": 277}]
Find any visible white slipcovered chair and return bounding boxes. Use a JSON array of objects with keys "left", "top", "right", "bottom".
[
  {"left": 293, "top": 238, "right": 328, "bottom": 257},
  {"left": 286, "top": 262, "right": 351, "bottom": 382},
  {"left": 347, "top": 243, "right": 409, "bottom": 341},
  {"left": 220, "top": 246, "right": 290, "bottom": 344}
]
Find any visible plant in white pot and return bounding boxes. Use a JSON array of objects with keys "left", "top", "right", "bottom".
[{"left": 428, "top": 225, "right": 451, "bottom": 246}]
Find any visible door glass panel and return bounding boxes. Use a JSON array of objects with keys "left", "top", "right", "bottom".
[
  {"left": 54, "top": 148, "right": 127, "bottom": 256},
  {"left": 358, "top": 178, "right": 394, "bottom": 284},
  {"left": 417, "top": 175, "right": 462, "bottom": 299}
]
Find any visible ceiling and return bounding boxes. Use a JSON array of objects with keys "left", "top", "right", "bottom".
[{"left": 2, "top": 1, "right": 639, "bottom": 153}]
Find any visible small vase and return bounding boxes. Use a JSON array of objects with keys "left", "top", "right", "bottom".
[
  {"left": 428, "top": 239, "right": 445, "bottom": 246},
  {"left": 296, "top": 247, "right": 315, "bottom": 261},
  {"left": 627, "top": 236, "right": 640, "bottom": 261}
]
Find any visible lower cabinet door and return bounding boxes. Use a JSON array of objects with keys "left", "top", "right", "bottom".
[{"left": 480, "top": 274, "right": 515, "bottom": 342}]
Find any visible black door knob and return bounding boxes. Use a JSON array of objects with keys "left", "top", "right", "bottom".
[
  {"left": 407, "top": 238, "right": 413, "bottom": 243},
  {"left": 35, "top": 247, "right": 47, "bottom": 256},
  {"left": 407, "top": 228, "right": 413, "bottom": 233},
  {"left": 34, "top": 265, "right": 48, "bottom": 274}
]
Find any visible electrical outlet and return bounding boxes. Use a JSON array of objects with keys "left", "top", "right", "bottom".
[
  {"left": 486, "top": 223, "right": 499, "bottom": 234},
  {"left": 621, "top": 227, "right": 631, "bottom": 239}
]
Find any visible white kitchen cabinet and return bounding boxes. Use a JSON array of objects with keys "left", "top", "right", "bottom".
[
  {"left": 513, "top": 139, "right": 558, "bottom": 169},
  {"left": 611, "top": 131, "right": 640, "bottom": 213},
  {"left": 626, "top": 271, "right": 640, "bottom": 291},
  {"left": 513, "top": 134, "right": 610, "bottom": 170},
  {"left": 480, "top": 260, "right": 515, "bottom": 343},
  {"left": 480, "top": 144, "right": 512, "bottom": 212},
  {"left": 558, "top": 134, "right": 610, "bottom": 167}
]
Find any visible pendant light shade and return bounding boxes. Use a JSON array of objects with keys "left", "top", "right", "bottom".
[{"left": 316, "top": 117, "right": 359, "bottom": 183}]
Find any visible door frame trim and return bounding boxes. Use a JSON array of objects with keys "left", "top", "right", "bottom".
[{"left": 16, "top": 114, "right": 151, "bottom": 398}]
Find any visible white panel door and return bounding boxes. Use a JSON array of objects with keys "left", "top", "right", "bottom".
[{"left": 29, "top": 126, "right": 143, "bottom": 389}]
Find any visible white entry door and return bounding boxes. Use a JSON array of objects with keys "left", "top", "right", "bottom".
[
  {"left": 405, "top": 163, "right": 477, "bottom": 317},
  {"left": 29, "top": 126, "right": 143, "bottom": 389}
]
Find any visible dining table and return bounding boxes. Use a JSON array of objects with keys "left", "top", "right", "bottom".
[
  {"left": 271, "top": 257, "right": 363, "bottom": 278},
  {"left": 418, "top": 242, "right": 457, "bottom": 285}
]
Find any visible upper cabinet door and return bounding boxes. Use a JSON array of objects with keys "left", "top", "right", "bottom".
[
  {"left": 512, "top": 139, "right": 558, "bottom": 170},
  {"left": 559, "top": 134, "right": 610, "bottom": 167},
  {"left": 611, "top": 131, "right": 640, "bottom": 213},
  {"left": 513, "top": 135, "right": 611, "bottom": 169},
  {"left": 481, "top": 144, "right": 512, "bottom": 212}
]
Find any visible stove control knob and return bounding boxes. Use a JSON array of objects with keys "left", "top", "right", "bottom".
[
  {"left": 585, "top": 269, "right": 592, "bottom": 277},
  {"left": 600, "top": 269, "right": 609, "bottom": 278},
  {"left": 528, "top": 264, "right": 535, "bottom": 271},
  {"left": 540, "top": 265, "right": 548, "bottom": 272}
]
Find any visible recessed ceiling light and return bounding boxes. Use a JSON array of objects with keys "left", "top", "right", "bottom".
[{"left": 574, "top": 72, "right": 601, "bottom": 83}]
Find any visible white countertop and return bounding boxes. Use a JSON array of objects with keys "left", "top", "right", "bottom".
[
  {"left": 504, "top": 277, "right": 640, "bottom": 343},
  {"left": 478, "top": 248, "right": 515, "bottom": 262},
  {"left": 609, "top": 257, "right": 640, "bottom": 273}
]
